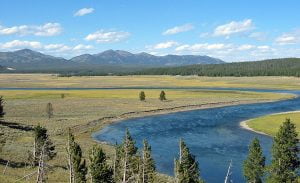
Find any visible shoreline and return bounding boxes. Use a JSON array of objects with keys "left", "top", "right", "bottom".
[{"left": 239, "top": 110, "right": 300, "bottom": 136}]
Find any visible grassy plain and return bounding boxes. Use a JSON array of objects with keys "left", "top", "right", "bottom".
[
  {"left": 0, "top": 74, "right": 298, "bottom": 182},
  {"left": 246, "top": 111, "right": 300, "bottom": 136},
  {"left": 0, "top": 74, "right": 300, "bottom": 90}
]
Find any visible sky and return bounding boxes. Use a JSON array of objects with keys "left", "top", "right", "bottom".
[{"left": 0, "top": 0, "right": 300, "bottom": 62}]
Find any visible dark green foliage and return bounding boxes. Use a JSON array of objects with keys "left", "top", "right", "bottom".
[
  {"left": 46, "top": 102, "right": 53, "bottom": 119},
  {"left": 175, "top": 139, "right": 204, "bottom": 183},
  {"left": 67, "top": 129, "right": 87, "bottom": 183},
  {"left": 73, "top": 143, "right": 88, "bottom": 183},
  {"left": 243, "top": 138, "right": 265, "bottom": 183},
  {"left": 61, "top": 93, "right": 65, "bottom": 99},
  {"left": 141, "top": 140, "right": 156, "bottom": 183},
  {"left": 114, "top": 129, "right": 139, "bottom": 182},
  {"left": 132, "top": 58, "right": 300, "bottom": 77},
  {"left": 267, "top": 118, "right": 299, "bottom": 182},
  {"left": 139, "top": 91, "right": 146, "bottom": 101},
  {"left": 89, "top": 145, "right": 114, "bottom": 183},
  {"left": 31, "top": 125, "right": 56, "bottom": 164},
  {"left": 159, "top": 91, "right": 166, "bottom": 101},
  {"left": 0, "top": 96, "right": 5, "bottom": 119}
]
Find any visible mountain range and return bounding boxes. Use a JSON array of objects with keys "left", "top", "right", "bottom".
[{"left": 0, "top": 49, "right": 224, "bottom": 70}]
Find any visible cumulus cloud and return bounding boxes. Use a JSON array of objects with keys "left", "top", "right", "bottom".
[
  {"left": 237, "top": 44, "right": 255, "bottom": 51},
  {"left": 175, "top": 43, "right": 232, "bottom": 52},
  {"left": 275, "top": 30, "right": 300, "bottom": 45},
  {"left": 74, "top": 8, "right": 94, "bottom": 17},
  {"left": 0, "top": 40, "right": 93, "bottom": 56},
  {"left": 0, "top": 23, "right": 62, "bottom": 36},
  {"left": 85, "top": 30, "right": 130, "bottom": 43},
  {"left": 213, "top": 19, "right": 254, "bottom": 37},
  {"left": 153, "top": 41, "right": 179, "bottom": 49},
  {"left": 162, "top": 24, "right": 194, "bottom": 35},
  {"left": 0, "top": 40, "right": 42, "bottom": 49}
]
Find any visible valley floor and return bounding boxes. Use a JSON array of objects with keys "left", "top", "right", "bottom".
[{"left": 0, "top": 74, "right": 298, "bottom": 182}]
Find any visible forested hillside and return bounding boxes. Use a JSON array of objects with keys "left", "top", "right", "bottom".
[{"left": 131, "top": 58, "right": 300, "bottom": 77}]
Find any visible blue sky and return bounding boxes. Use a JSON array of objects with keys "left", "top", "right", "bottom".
[{"left": 0, "top": 0, "right": 300, "bottom": 62}]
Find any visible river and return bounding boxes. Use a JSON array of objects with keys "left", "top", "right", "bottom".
[{"left": 92, "top": 88, "right": 300, "bottom": 183}]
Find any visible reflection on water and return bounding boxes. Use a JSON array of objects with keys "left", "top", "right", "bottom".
[{"left": 93, "top": 89, "right": 300, "bottom": 183}]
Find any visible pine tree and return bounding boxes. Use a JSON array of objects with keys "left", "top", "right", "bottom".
[
  {"left": 243, "top": 138, "right": 265, "bottom": 183},
  {"left": 114, "top": 129, "right": 139, "bottom": 182},
  {"left": 175, "top": 139, "right": 204, "bottom": 183},
  {"left": 139, "top": 91, "right": 146, "bottom": 101},
  {"left": 46, "top": 102, "right": 53, "bottom": 119},
  {"left": 67, "top": 129, "right": 87, "bottom": 183},
  {"left": 89, "top": 145, "right": 113, "bottom": 183},
  {"left": 159, "top": 91, "right": 166, "bottom": 101},
  {"left": 0, "top": 96, "right": 5, "bottom": 119},
  {"left": 73, "top": 143, "right": 87, "bottom": 183},
  {"left": 30, "top": 125, "right": 56, "bottom": 165},
  {"left": 267, "top": 118, "right": 299, "bottom": 182},
  {"left": 141, "top": 140, "right": 156, "bottom": 183}
]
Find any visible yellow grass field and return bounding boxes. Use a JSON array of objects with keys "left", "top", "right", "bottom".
[{"left": 0, "top": 74, "right": 299, "bottom": 90}]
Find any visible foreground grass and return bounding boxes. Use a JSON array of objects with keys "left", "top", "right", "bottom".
[
  {"left": 246, "top": 111, "right": 300, "bottom": 137},
  {"left": 0, "top": 74, "right": 300, "bottom": 90},
  {"left": 0, "top": 88, "right": 295, "bottom": 182}
]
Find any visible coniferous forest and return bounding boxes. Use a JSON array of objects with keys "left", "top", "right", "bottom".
[{"left": 130, "top": 58, "right": 300, "bottom": 77}]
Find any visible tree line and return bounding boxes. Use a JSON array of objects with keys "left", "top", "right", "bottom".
[{"left": 130, "top": 58, "right": 300, "bottom": 77}]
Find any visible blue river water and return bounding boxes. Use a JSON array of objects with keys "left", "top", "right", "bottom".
[{"left": 92, "top": 89, "right": 300, "bottom": 183}]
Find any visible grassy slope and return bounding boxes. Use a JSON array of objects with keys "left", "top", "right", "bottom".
[
  {"left": 247, "top": 112, "right": 300, "bottom": 136},
  {"left": 0, "top": 74, "right": 300, "bottom": 90}
]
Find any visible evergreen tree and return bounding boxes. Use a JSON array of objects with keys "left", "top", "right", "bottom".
[
  {"left": 89, "top": 145, "right": 114, "bottom": 183},
  {"left": 159, "top": 91, "right": 166, "bottom": 101},
  {"left": 139, "top": 91, "right": 146, "bottom": 101},
  {"left": 243, "top": 138, "right": 265, "bottom": 183},
  {"left": 73, "top": 143, "right": 88, "bottom": 183},
  {"left": 67, "top": 129, "right": 87, "bottom": 183},
  {"left": 46, "top": 102, "right": 53, "bottom": 119},
  {"left": 0, "top": 96, "right": 5, "bottom": 119},
  {"left": 141, "top": 140, "right": 156, "bottom": 183},
  {"left": 115, "top": 129, "right": 139, "bottom": 182},
  {"left": 30, "top": 125, "right": 56, "bottom": 165},
  {"left": 175, "top": 139, "right": 204, "bottom": 183},
  {"left": 267, "top": 118, "right": 299, "bottom": 182}
]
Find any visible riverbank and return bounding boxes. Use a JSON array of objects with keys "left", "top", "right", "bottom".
[
  {"left": 85, "top": 98, "right": 295, "bottom": 141},
  {"left": 240, "top": 110, "right": 300, "bottom": 137}
]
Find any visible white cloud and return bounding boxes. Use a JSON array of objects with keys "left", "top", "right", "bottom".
[
  {"left": 85, "top": 30, "right": 130, "bottom": 43},
  {"left": 74, "top": 8, "right": 94, "bottom": 17},
  {"left": 0, "top": 23, "right": 62, "bottom": 36},
  {"left": 0, "top": 40, "right": 42, "bottom": 49},
  {"left": 153, "top": 41, "right": 179, "bottom": 49},
  {"left": 73, "top": 44, "right": 93, "bottom": 50},
  {"left": 162, "top": 24, "right": 194, "bottom": 35},
  {"left": 0, "top": 40, "right": 93, "bottom": 57},
  {"left": 275, "top": 30, "right": 300, "bottom": 45},
  {"left": 175, "top": 43, "right": 232, "bottom": 52},
  {"left": 213, "top": 19, "right": 254, "bottom": 37},
  {"left": 237, "top": 44, "right": 255, "bottom": 51}
]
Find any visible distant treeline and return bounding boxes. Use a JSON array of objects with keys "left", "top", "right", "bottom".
[{"left": 129, "top": 58, "right": 300, "bottom": 77}]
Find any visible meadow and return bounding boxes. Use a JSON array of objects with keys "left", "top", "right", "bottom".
[
  {"left": 0, "top": 74, "right": 300, "bottom": 90},
  {"left": 246, "top": 111, "right": 300, "bottom": 137},
  {"left": 0, "top": 74, "right": 298, "bottom": 182}
]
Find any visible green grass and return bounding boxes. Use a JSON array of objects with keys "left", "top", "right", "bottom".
[{"left": 246, "top": 111, "right": 300, "bottom": 136}]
